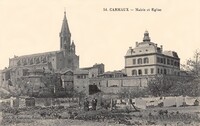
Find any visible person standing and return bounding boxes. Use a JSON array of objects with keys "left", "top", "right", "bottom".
[
  {"left": 92, "top": 98, "right": 97, "bottom": 110},
  {"left": 84, "top": 97, "right": 89, "bottom": 111}
]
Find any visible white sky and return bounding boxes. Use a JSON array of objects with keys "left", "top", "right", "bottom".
[{"left": 0, "top": 0, "right": 200, "bottom": 71}]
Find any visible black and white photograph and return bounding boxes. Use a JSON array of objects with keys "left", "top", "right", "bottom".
[{"left": 0, "top": 0, "right": 200, "bottom": 125}]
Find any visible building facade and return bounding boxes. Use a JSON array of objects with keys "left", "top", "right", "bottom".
[
  {"left": 125, "top": 31, "right": 180, "bottom": 76},
  {"left": 81, "top": 63, "right": 105, "bottom": 78}
]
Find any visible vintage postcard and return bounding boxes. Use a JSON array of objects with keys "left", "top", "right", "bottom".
[{"left": 0, "top": 0, "right": 200, "bottom": 125}]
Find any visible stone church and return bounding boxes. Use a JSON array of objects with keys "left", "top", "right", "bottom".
[{"left": 2, "top": 11, "right": 79, "bottom": 87}]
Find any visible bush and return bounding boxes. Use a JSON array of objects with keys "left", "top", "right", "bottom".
[
  {"left": 158, "top": 102, "right": 163, "bottom": 107},
  {"left": 194, "top": 99, "right": 199, "bottom": 106}
]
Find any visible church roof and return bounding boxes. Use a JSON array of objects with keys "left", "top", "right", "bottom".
[
  {"left": 11, "top": 50, "right": 61, "bottom": 59},
  {"left": 60, "top": 68, "right": 73, "bottom": 74}
]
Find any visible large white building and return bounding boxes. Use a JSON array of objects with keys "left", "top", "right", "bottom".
[{"left": 125, "top": 31, "right": 180, "bottom": 76}]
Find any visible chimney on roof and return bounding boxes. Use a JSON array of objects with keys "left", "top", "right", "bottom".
[
  {"left": 160, "top": 45, "right": 163, "bottom": 52},
  {"left": 136, "top": 42, "right": 138, "bottom": 47}
]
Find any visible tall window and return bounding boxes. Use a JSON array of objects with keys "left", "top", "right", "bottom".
[
  {"left": 145, "top": 69, "right": 148, "bottom": 74},
  {"left": 167, "top": 59, "right": 170, "bottom": 65},
  {"left": 174, "top": 61, "right": 177, "bottom": 66},
  {"left": 157, "top": 68, "right": 160, "bottom": 74},
  {"left": 138, "top": 58, "right": 142, "bottom": 64},
  {"left": 132, "top": 70, "right": 137, "bottom": 76},
  {"left": 164, "top": 69, "right": 167, "bottom": 74},
  {"left": 163, "top": 58, "right": 166, "bottom": 64},
  {"left": 144, "top": 58, "right": 149, "bottom": 64},
  {"left": 138, "top": 69, "right": 142, "bottom": 75},
  {"left": 161, "top": 58, "right": 163, "bottom": 63},
  {"left": 132, "top": 59, "right": 136, "bottom": 64},
  {"left": 151, "top": 68, "right": 154, "bottom": 74},
  {"left": 171, "top": 60, "right": 174, "bottom": 65},
  {"left": 157, "top": 57, "right": 160, "bottom": 63},
  {"left": 177, "top": 62, "right": 180, "bottom": 67}
]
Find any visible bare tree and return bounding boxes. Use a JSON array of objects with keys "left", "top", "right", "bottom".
[
  {"left": 148, "top": 75, "right": 176, "bottom": 97},
  {"left": 118, "top": 87, "right": 148, "bottom": 98},
  {"left": 179, "top": 49, "right": 200, "bottom": 96},
  {"left": 183, "top": 49, "right": 200, "bottom": 77},
  {"left": 148, "top": 73, "right": 199, "bottom": 97}
]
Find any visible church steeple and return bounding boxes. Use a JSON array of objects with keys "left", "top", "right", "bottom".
[{"left": 60, "top": 11, "right": 71, "bottom": 52}]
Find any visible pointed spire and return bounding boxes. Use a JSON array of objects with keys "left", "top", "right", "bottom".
[
  {"left": 64, "top": 10, "right": 66, "bottom": 17},
  {"left": 60, "top": 11, "right": 71, "bottom": 51},
  {"left": 71, "top": 40, "right": 76, "bottom": 54},
  {"left": 143, "top": 30, "right": 151, "bottom": 42},
  {"left": 60, "top": 11, "right": 71, "bottom": 37}
]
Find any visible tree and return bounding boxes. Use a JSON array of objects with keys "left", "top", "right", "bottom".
[
  {"left": 180, "top": 49, "right": 200, "bottom": 96},
  {"left": 148, "top": 73, "right": 199, "bottom": 97},
  {"left": 183, "top": 49, "right": 200, "bottom": 77},
  {"left": 148, "top": 75, "right": 179, "bottom": 97},
  {"left": 169, "top": 76, "right": 197, "bottom": 96},
  {"left": 118, "top": 87, "right": 148, "bottom": 98}
]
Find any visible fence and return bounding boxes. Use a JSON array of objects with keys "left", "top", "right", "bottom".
[
  {"left": 115, "top": 96, "right": 200, "bottom": 109},
  {"left": 0, "top": 97, "right": 79, "bottom": 108}
]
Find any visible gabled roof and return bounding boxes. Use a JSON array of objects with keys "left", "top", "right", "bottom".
[{"left": 60, "top": 68, "right": 73, "bottom": 74}]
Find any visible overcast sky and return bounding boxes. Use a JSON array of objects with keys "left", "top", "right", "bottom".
[{"left": 0, "top": 0, "right": 200, "bottom": 71}]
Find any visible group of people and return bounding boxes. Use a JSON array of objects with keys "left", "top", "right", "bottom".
[{"left": 83, "top": 97, "right": 97, "bottom": 111}]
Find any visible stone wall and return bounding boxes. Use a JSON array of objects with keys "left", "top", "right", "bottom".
[
  {"left": 73, "top": 75, "right": 153, "bottom": 95},
  {"left": 73, "top": 76, "right": 89, "bottom": 95}
]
